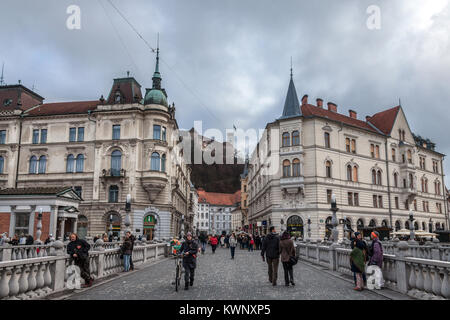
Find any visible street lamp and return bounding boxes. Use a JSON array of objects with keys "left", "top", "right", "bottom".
[
  {"left": 409, "top": 209, "right": 416, "bottom": 243},
  {"left": 330, "top": 194, "right": 339, "bottom": 243},
  {"left": 124, "top": 194, "right": 131, "bottom": 234},
  {"left": 429, "top": 218, "right": 433, "bottom": 233},
  {"left": 307, "top": 215, "right": 311, "bottom": 240},
  {"left": 343, "top": 216, "right": 348, "bottom": 240},
  {"left": 35, "top": 208, "right": 43, "bottom": 244},
  {"left": 109, "top": 214, "right": 113, "bottom": 240}
]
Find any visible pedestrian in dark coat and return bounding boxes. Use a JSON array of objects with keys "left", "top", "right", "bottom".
[
  {"left": 368, "top": 231, "right": 383, "bottom": 268},
  {"left": 120, "top": 233, "right": 133, "bottom": 272},
  {"left": 351, "top": 232, "right": 367, "bottom": 285},
  {"left": 261, "top": 226, "right": 280, "bottom": 286},
  {"left": 128, "top": 232, "right": 136, "bottom": 271},
  {"left": 25, "top": 234, "right": 34, "bottom": 245},
  {"left": 280, "top": 231, "right": 296, "bottom": 286},
  {"left": 199, "top": 232, "right": 208, "bottom": 254},
  {"left": 67, "top": 233, "right": 93, "bottom": 287},
  {"left": 350, "top": 239, "right": 366, "bottom": 291},
  {"left": 179, "top": 232, "right": 199, "bottom": 290}
]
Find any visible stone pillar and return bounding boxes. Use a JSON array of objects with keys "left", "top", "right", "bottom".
[
  {"left": 59, "top": 219, "right": 66, "bottom": 240},
  {"left": 50, "top": 241, "right": 66, "bottom": 292},
  {"left": 94, "top": 239, "right": 105, "bottom": 279},
  {"left": 394, "top": 240, "right": 410, "bottom": 294},
  {"left": 430, "top": 239, "right": 440, "bottom": 261},
  {"left": 28, "top": 209, "right": 36, "bottom": 237},
  {"left": 49, "top": 206, "right": 58, "bottom": 238},
  {"left": 72, "top": 218, "right": 77, "bottom": 234}
]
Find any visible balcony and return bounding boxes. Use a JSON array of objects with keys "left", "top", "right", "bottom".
[
  {"left": 280, "top": 176, "right": 304, "bottom": 194},
  {"left": 100, "top": 168, "right": 127, "bottom": 185},
  {"left": 280, "top": 145, "right": 303, "bottom": 156},
  {"left": 141, "top": 171, "right": 168, "bottom": 203}
]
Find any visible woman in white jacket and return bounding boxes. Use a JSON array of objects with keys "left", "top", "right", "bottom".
[{"left": 229, "top": 233, "right": 237, "bottom": 259}]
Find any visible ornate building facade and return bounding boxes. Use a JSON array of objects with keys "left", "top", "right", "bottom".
[
  {"left": 248, "top": 72, "right": 449, "bottom": 240},
  {"left": 0, "top": 50, "right": 192, "bottom": 240}
]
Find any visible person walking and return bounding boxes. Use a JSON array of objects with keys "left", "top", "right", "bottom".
[
  {"left": 351, "top": 232, "right": 367, "bottom": 286},
  {"left": 128, "top": 231, "right": 136, "bottom": 271},
  {"left": 67, "top": 233, "right": 93, "bottom": 288},
  {"left": 229, "top": 233, "right": 237, "bottom": 259},
  {"left": 210, "top": 235, "right": 218, "bottom": 254},
  {"left": 350, "top": 238, "right": 366, "bottom": 291},
  {"left": 225, "top": 234, "right": 230, "bottom": 248},
  {"left": 199, "top": 232, "right": 207, "bottom": 254},
  {"left": 248, "top": 235, "right": 254, "bottom": 252},
  {"left": 368, "top": 231, "right": 384, "bottom": 289},
  {"left": 120, "top": 232, "right": 133, "bottom": 272},
  {"left": 179, "top": 232, "right": 198, "bottom": 290},
  {"left": 280, "top": 231, "right": 296, "bottom": 286},
  {"left": 261, "top": 226, "right": 281, "bottom": 286},
  {"left": 255, "top": 235, "right": 261, "bottom": 250},
  {"left": 220, "top": 235, "right": 225, "bottom": 248}
]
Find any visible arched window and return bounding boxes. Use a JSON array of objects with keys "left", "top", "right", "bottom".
[
  {"left": 377, "top": 170, "right": 382, "bottom": 185},
  {"left": 372, "top": 169, "right": 377, "bottom": 184},
  {"left": 38, "top": 155, "right": 46, "bottom": 174},
  {"left": 414, "top": 222, "right": 419, "bottom": 230},
  {"left": 109, "top": 185, "right": 119, "bottom": 203},
  {"left": 395, "top": 221, "right": 401, "bottom": 231},
  {"left": 393, "top": 172, "right": 398, "bottom": 187},
  {"left": 283, "top": 160, "right": 291, "bottom": 178},
  {"left": 161, "top": 154, "right": 166, "bottom": 172},
  {"left": 357, "top": 219, "right": 364, "bottom": 230},
  {"left": 382, "top": 220, "right": 388, "bottom": 227},
  {"left": 76, "top": 154, "right": 84, "bottom": 173},
  {"left": 409, "top": 173, "right": 414, "bottom": 189},
  {"left": 111, "top": 150, "right": 122, "bottom": 176},
  {"left": 115, "top": 91, "right": 121, "bottom": 103},
  {"left": 436, "top": 181, "right": 441, "bottom": 195},
  {"left": 352, "top": 166, "right": 358, "bottom": 182},
  {"left": 151, "top": 152, "right": 161, "bottom": 171},
  {"left": 66, "top": 154, "right": 74, "bottom": 173},
  {"left": 282, "top": 133, "right": 290, "bottom": 147},
  {"left": 290, "top": 159, "right": 300, "bottom": 177},
  {"left": 405, "top": 221, "right": 410, "bottom": 230},
  {"left": 369, "top": 219, "right": 376, "bottom": 227},
  {"left": 29, "top": 156, "right": 37, "bottom": 174},
  {"left": 424, "top": 178, "right": 428, "bottom": 193},
  {"left": 347, "top": 165, "right": 352, "bottom": 181},
  {"left": 325, "top": 161, "right": 332, "bottom": 178},
  {"left": 0, "top": 156, "right": 4, "bottom": 174},
  {"left": 292, "top": 131, "right": 300, "bottom": 146},
  {"left": 422, "top": 222, "right": 426, "bottom": 231}
]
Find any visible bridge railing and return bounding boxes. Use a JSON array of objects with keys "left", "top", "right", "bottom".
[
  {"left": 296, "top": 240, "right": 450, "bottom": 300},
  {"left": 0, "top": 240, "right": 170, "bottom": 300}
]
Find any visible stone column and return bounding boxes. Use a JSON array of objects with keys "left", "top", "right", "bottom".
[
  {"left": 59, "top": 219, "right": 66, "bottom": 240},
  {"left": 50, "top": 241, "right": 66, "bottom": 292},
  {"left": 72, "top": 218, "right": 77, "bottom": 234},
  {"left": 394, "top": 240, "right": 410, "bottom": 294},
  {"left": 28, "top": 208, "right": 36, "bottom": 237},
  {"left": 49, "top": 206, "right": 58, "bottom": 238}
]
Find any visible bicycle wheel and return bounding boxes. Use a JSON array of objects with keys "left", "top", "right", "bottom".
[{"left": 175, "top": 264, "right": 180, "bottom": 292}]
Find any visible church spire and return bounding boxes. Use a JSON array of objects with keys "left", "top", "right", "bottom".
[
  {"left": 280, "top": 60, "right": 301, "bottom": 119},
  {"left": 152, "top": 34, "right": 162, "bottom": 89}
]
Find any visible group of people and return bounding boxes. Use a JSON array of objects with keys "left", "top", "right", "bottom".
[{"left": 350, "top": 231, "right": 384, "bottom": 291}]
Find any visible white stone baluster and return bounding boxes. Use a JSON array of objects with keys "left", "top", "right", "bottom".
[
  {"left": 17, "top": 264, "right": 30, "bottom": 300},
  {"left": 16, "top": 248, "right": 22, "bottom": 260},
  {"left": 431, "top": 267, "right": 442, "bottom": 298},
  {"left": 423, "top": 265, "right": 432, "bottom": 295},
  {"left": 11, "top": 249, "right": 16, "bottom": 261},
  {"left": 416, "top": 264, "right": 424, "bottom": 292},
  {"left": 34, "top": 263, "right": 46, "bottom": 296},
  {"left": 8, "top": 266, "right": 21, "bottom": 299},
  {"left": 408, "top": 262, "right": 416, "bottom": 291},
  {"left": 26, "top": 264, "right": 38, "bottom": 299},
  {"left": 42, "top": 262, "right": 52, "bottom": 294},
  {"left": 0, "top": 267, "right": 12, "bottom": 299},
  {"left": 441, "top": 269, "right": 450, "bottom": 299}
]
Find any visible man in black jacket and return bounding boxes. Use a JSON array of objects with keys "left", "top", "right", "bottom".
[
  {"left": 127, "top": 231, "right": 136, "bottom": 271},
  {"left": 261, "top": 226, "right": 280, "bottom": 286},
  {"left": 67, "top": 233, "right": 93, "bottom": 288},
  {"left": 179, "top": 232, "right": 199, "bottom": 290}
]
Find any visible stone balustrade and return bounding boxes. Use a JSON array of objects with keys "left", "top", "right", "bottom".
[
  {"left": 296, "top": 240, "right": 450, "bottom": 300},
  {"left": 0, "top": 240, "right": 169, "bottom": 300}
]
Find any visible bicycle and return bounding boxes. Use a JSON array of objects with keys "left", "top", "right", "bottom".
[{"left": 174, "top": 253, "right": 185, "bottom": 291}]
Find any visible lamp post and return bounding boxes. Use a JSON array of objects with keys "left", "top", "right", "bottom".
[
  {"left": 180, "top": 214, "right": 185, "bottom": 239},
  {"left": 307, "top": 215, "right": 311, "bottom": 240},
  {"left": 124, "top": 194, "right": 131, "bottom": 235},
  {"left": 343, "top": 216, "right": 348, "bottom": 240},
  {"left": 408, "top": 209, "right": 416, "bottom": 243},
  {"left": 109, "top": 214, "right": 113, "bottom": 240},
  {"left": 330, "top": 194, "right": 339, "bottom": 243},
  {"left": 280, "top": 214, "right": 285, "bottom": 232},
  {"left": 429, "top": 218, "right": 433, "bottom": 233},
  {"left": 35, "top": 208, "right": 43, "bottom": 244}
]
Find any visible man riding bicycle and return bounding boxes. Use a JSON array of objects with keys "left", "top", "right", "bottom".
[{"left": 179, "top": 232, "right": 198, "bottom": 290}]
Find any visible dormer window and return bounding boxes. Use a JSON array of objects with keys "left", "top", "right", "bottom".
[
  {"left": 3, "top": 99, "right": 12, "bottom": 106},
  {"left": 115, "top": 91, "right": 122, "bottom": 104}
]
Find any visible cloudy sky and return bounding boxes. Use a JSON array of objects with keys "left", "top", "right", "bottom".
[{"left": 1, "top": 0, "right": 450, "bottom": 184}]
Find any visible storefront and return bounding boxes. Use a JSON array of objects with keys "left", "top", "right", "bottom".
[
  {"left": 143, "top": 214, "right": 157, "bottom": 240},
  {"left": 287, "top": 215, "right": 303, "bottom": 237}
]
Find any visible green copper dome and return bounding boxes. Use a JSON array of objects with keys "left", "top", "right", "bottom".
[{"left": 144, "top": 88, "right": 168, "bottom": 107}]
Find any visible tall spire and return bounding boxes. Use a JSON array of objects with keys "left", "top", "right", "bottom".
[
  {"left": 280, "top": 60, "right": 301, "bottom": 119},
  {"left": 152, "top": 33, "right": 162, "bottom": 89},
  {"left": 0, "top": 63, "right": 5, "bottom": 86}
]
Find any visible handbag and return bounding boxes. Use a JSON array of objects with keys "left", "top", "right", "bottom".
[{"left": 289, "top": 255, "right": 298, "bottom": 266}]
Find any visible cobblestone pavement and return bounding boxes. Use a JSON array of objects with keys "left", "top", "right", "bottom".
[{"left": 67, "top": 246, "right": 387, "bottom": 300}]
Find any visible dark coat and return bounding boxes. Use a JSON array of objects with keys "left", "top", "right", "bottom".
[
  {"left": 67, "top": 238, "right": 90, "bottom": 260},
  {"left": 121, "top": 238, "right": 133, "bottom": 255},
  {"left": 25, "top": 235, "right": 34, "bottom": 245},
  {"left": 369, "top": 239, "right": 383, "bottom": 268},
  {"left": 280, "top": 239, "right": 296, "bottom": 262},
  {"left": 180, "top": 239, "right": 198, "bottom": 269},
  {"left": 261, "top": 233, "right": 280, "bottom": 259}
]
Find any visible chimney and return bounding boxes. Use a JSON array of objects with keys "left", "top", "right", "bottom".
[
  {"left": 316, "top": 98, "right": 323, "bottom": 108},
  {"left": 349, "top": 110, "right": 357, "bottom": 119},
  {"left": 301, "top": 95, "right": 308, "bottom": 105},
  {"left": 327, "top": 102, "right": 337, "bottom": 113}
]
